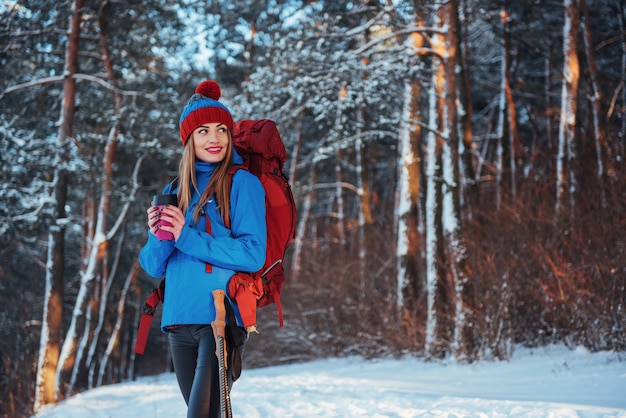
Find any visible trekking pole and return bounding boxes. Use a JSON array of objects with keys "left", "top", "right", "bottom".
[{"left": 212, "top": 289, "right": 233, "bottom": 418}]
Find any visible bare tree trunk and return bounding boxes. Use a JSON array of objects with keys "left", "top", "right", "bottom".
[
  {"left": 334, "top": 84, "right": 347, "bottom": 245},
  {"left": 355, "top": 89, "right": 368, "bottom": 287},
  {"left": 424, "top": 71, "right": 446, "bottom": 358},
  {"left": 355, "top": 25, "right": 374, "bottom": 287},
  {"left": 85, "top": 1, "right": 127, "bottom": 389},
  {"left": 502, "top": 8, "right": 520, "bottom": 198},
  {"left": 396, "top": 77, "right": 423, "bottom": 313},
  {"left": 289, "top": 117, "right": 304, "bottom": 279},
  {"left": 546, "top": 46, "right": 554, "bottom": 149},
  {"left": 458, "top": 0, "right": 476, "bottom": 202},
  {"left": 424, "top": 0, "right": 470, "bottom": 359},
  {"left": 556, "top": 0, "right": 580, "bottom": 219},
  {"left": 621, "top": 0, "right": 626, "bottom": 160},
  {"left": 395, "top": 21, "right": 425, "bottom": 321},
  {"left": 97, "top": 255, "right": 140, "bottom": 387},
  {"left": 496, "top": 7, "right": 517, "bottom": 208},
  {"left": 35, "top": 0, "right": 84, "bottom": 409},
  {"left": 580, "top": 0, "right": 608, "bottom": 207},
  {"left": 292, "top": 165, "right": 315, "bottom": 279}
]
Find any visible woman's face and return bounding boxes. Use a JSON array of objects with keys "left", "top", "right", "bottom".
[{"left": 192, "top": 123, "right": 230, "bottom": 163}]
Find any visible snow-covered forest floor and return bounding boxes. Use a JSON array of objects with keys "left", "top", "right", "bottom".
[{"left": 34, "top": 344, "right": 625, "bottom": 418}]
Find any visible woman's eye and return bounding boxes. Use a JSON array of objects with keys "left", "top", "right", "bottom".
[
  {"left": 218, "top": 127, "right": 227, "bottom": 133},
  {"left": 198, "top": 128, "right": 208, "bottom": 134}
]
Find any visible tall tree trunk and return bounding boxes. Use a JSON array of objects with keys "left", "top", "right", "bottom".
[
  {"left": 546, "top": 45, "right": 555, "bottom": 150},
  {"left": 580, "top": 0, "right": 608, "bottom": 206},
  {"left": 396, "top": 26, "right": 425, "bottom": 323},
  {"left": 556, "top": 0, "right": 580, "bottom": 219},
  {"left": 333, "top": 84, "right": 347, "bottom": 245},
  {"left": 288, "top": 116, "right": 303, "bottom": 278},
  {"left": 355, "top": 89, "right": 368, "bottom": 288},
  {"left": 98, "top": 257, "right": 140, "bottom": 387},
  {"left": 502, "top": 8, "right": 519, "bottom": 197},
  {"left": 292, "top": 162, "right": 315, "bottom": 279},
  {"left": 458, "top": 0, "right": 476, "bottom": 204},
  {"left": 621, "top": 0, "right": 626, "bottom": 160},
  {"left": 35, "top": 0, "right": 84, "bottom": 409},
  {"left": 85, "top": 0, "right": 126, "bottom": 389},
  {"left": 396, "top": 78, "right": 423, "bottom": 313},
  {"left": 424, "top": 71, "right": 446, "bottom": 358},
  {"left": 426, "top": 0, "right": 470, "bottom": 358},
  {"left": 493, "top": 7, "right": 521, "bottom": 206}
]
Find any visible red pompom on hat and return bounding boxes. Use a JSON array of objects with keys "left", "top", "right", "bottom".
[
  {"left": 195, "top": 80, "right": 221, "bottom": 99},
  {"left": 179, "top": 80, "right": 234, "bottom": 145}
]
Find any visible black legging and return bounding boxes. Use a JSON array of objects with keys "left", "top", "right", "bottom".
[{"left": 168, "top": 324, "right": 235, "bottom": 418}]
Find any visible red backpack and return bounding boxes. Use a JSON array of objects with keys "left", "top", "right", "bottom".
[
  {"left": 135, "top": 119, "right": 296, "bottom": 355},
  {"left": 227, "top": 119, "right": 297, "bottom": 331}
]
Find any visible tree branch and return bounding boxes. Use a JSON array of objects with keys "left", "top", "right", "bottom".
[{"left": 0, "top": 73, "right": 155, "bottom": 100}]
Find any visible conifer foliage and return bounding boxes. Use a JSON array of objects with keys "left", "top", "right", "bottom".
[{"left": 1, "top": 1, "right": 625, "bottom": 416}]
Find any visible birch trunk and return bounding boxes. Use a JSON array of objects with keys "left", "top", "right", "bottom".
[
  {"left": 288, "top": 117, "right": 303, "bottom": 278},
  {"left": 424, "top": 73, "right": 445, "bottom": 357},
  {"left": 292, "top": 165, "right": 315, "bottom": 279},
  {"left": 425, "top": 0, "right": 470, "bottom": 358},
  {"left": 35, "top": 0, "right": 83, "bottom": 409},
  {"left": 556, "top": 0, "right": 580, "bottom": 218},
  {"left": 396, "top": 77, "right": 423, "bottom": 312}
]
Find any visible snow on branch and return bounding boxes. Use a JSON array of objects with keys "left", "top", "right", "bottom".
[
  {"left": 352, "top": 27, "right": 444, "bottom": 56},
  {"left": 0, "top": 74, "right": 155, "bottom": 100}
]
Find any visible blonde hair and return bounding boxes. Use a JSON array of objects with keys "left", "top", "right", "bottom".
[{"left": 177, "top": 131, "right": 234, "bottom": 224}]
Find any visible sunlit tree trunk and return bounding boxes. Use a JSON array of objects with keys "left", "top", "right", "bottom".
[
  {"left": 424, "top": 0, "right": 470, "bottom": 359},
  {"left": 85, "top": 2, "right": 126, "bottom": 389},
  {"left": 556, "top": 0, "right": 580, "bottom": 219},
  {"left": 496, "top": 7, "right": 519, "bottom": 207},
  {"left": 35, "top": 0, "right": 84, "bottom": 409},
  {"left": 503, "top": 8, "right": 519, "bottom": 197},
  {"left": 396, "top": 29, "right": 424, "bottom": 321}
]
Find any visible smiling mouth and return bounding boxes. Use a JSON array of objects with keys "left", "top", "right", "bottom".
[{"left": 206, "top": 147, "right": 222, "bottom": 154}]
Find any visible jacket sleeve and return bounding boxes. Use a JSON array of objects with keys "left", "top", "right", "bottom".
[
  {"left": 174, "top": 170, "right": 267, "bottom": 272},
  {"left": 139, "top": 232, "right": 176, "bottom": 278},
  {"left": 138, "top": 182, "right": 177, "bottom": 278}
]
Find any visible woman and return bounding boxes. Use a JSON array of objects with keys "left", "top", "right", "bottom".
[{"left": 139, "top": 80, "right": 267, "bottom": 418}]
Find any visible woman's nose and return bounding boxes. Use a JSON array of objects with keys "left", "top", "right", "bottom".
[{"left": 205, "top": 130, "right": 218, "bottom": 142}]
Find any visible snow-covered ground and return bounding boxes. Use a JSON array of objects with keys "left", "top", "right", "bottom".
[{"left": 34, "top": 345, "right": 625, "bottom": 418}]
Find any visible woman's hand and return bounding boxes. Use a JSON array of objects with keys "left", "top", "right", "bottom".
[
  {"left": 147, "top": 204, "right": 161, "bottom": 236},
  {"left": 147, "top": 204, "right": 186, "bottom": 241}
]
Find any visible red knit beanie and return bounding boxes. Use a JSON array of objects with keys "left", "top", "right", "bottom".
[{"left": 178, "top": 80, "right": 234, "bottom": 145}]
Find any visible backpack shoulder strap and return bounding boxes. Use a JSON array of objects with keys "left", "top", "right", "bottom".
[{"left": 222, "top": 164, "right": 245, "bottom": 230}]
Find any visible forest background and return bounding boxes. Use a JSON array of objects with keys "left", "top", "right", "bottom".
[{"left": 1, "top": 0, "right": 625, "bottom": 417}]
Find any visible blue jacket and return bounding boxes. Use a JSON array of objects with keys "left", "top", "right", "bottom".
[{"left": 139, "top": 150, "right": 266, "bottom": 331}]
